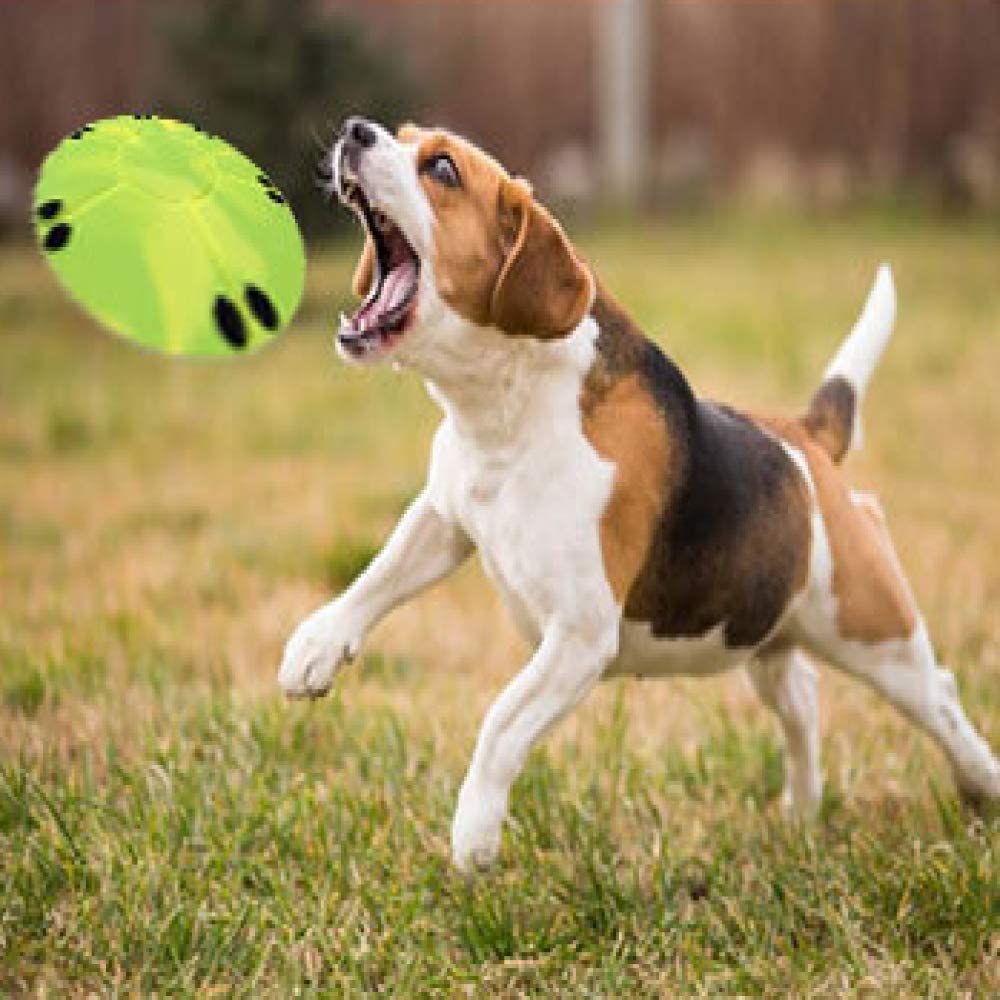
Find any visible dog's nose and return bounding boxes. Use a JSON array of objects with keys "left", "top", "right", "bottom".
[{"left": 343, "top": 117, "right": 377, "bottom": 150}]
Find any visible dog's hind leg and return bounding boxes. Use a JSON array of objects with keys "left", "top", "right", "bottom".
[
  {"left": 795, "top": 489, "right": 1000, "bottom": 809},
  {"left": 813, "top": 623, "right": 1000, "bottom": 810},
  {"left": 748, "top": 647, "right": 823, "bottom": 817}
]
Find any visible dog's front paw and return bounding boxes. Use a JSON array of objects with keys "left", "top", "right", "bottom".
[
  {"left": 451, "top": 783, "right": 505, "bottom": 875},
  {"left": 278, "top": 601, "right": 364, "bottom": 698}
]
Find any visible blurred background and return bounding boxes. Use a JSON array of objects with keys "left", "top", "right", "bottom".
[
  {"left": 2, "top": 0, "right": 1000, "bottom": 237},
  {"left": 4, "top": 2, "right": 1000, "bottom": 992}
]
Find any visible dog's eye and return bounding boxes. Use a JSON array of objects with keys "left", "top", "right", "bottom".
[{"left": 421, "top": 153, "right": 460, "bottom": 188}]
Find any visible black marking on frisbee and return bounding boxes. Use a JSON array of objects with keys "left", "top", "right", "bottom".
[
  {"left": 266, "top": 189, "right": 286, "bottom": 204},
  {"left": 244, "top": 285, "right": 279, "bottom": 331},
  {"left": 213, "top": 295, "right": 247, "bottom": 349},
  {"left": 43, "top": 223, "right": 72, "bottom": 252},
  {"left": 37, "top": 199, "right": 62, "bottom": 220}
]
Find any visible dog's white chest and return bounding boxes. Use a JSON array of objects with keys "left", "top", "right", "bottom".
[
  {"left": 432, "top": 427, "right": 615, "bottom": 644},
  {"left": 451, "top": 443, "right": 594, "bottom": 639},
  {"left": 457, "top": 452, "right": 547, "bottom": 641}
]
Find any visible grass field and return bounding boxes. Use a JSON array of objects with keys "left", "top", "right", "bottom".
[{"left": 2, "top": 211, "right": 999, "bottom": 995}]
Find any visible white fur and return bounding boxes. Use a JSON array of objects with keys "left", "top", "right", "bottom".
[
  {"left": 748, "top": 649, "right": 822, "bottom": 816},
  {"left": 822, "top": 263, "right": 896, "bottom": 451},
  {"left": 288, "top": 125, "right": 624, "bottom": 870},
  {"left": 421, "top": 317, "right": 624, "bottom": 870},
  {"left": 780, "top": 441, "right": 1000, "bottom": 805},
  {"left": 611, "top": 622, "right": 749, "bottom": 678},
  {"left": 279, "top": 491, "right": 472, "bottom": 697},
  {"left": 281, "top": 127, "right": 999, "bottom": 874}
]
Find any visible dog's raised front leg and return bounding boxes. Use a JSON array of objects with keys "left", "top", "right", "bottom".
[
  {"left": 451, "top": 620, "right": 619, "bottom": 873},
  {"left": 278, "top": 492, "right": 472, "bottom": 698}
]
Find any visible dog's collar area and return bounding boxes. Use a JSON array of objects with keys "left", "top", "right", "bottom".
[{"left": 337, "top": 174, "right": 420, "bottom": 359}]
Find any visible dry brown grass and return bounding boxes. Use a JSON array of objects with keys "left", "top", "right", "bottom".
[
  {"left": 2, "top": 213, "right": 998, "bottom": 994},
  {"left": 4, "top": 213, "right": 1000, "bottom": 786}
]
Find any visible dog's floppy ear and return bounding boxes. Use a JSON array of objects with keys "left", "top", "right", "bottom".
[
  {"left": 490, "top": 177, "right": 593, "bottom": 339},
  {"left": 352, "top": 235, "right": 376, "bottom": 298}
]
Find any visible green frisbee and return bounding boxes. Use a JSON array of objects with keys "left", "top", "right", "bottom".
[{"left": 33, "top": 114, "right": 305, "bottom": 356}]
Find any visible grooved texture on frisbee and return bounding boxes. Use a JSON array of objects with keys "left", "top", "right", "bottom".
[{"left": 33, "top": 115, "right": 305, "bottom": 356}]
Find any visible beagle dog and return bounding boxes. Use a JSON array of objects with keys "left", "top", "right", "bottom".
[{"left": 279, "top": 118, "right": 1000, "bottom": 873}]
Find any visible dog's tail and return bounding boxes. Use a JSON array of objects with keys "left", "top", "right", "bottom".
[{"left": 801, "top": 264, "right": 896, "bottom": 463}]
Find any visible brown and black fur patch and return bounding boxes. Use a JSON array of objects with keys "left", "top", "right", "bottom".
[
  {"left": 802, "top": 376, "right": 856, "bottom": 463},
  {"left": 631, "top": 402, "right": 812, "bottom": 647},
  {"left": 583, "top": 290, "right": 812, "bottom": 648}
]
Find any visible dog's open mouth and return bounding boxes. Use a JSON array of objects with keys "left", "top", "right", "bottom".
[{"left": 337, "top": 180, "right": 420, "bottom": 360}]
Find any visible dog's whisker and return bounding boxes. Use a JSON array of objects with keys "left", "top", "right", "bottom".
[{"left": 308, "top": 121, "right": 338, "bottom": 155}]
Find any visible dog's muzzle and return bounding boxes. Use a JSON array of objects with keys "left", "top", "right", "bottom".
[{"left": 332, "top": 118, "right": 421, "bottom": 360}]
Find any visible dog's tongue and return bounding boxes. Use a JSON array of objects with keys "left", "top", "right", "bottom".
[
  {"left": 357, "top": 260, "right": 417, "bottom": 327},
  {"left": 381, "top": 259, "right": 417, "bottom": 311}
]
